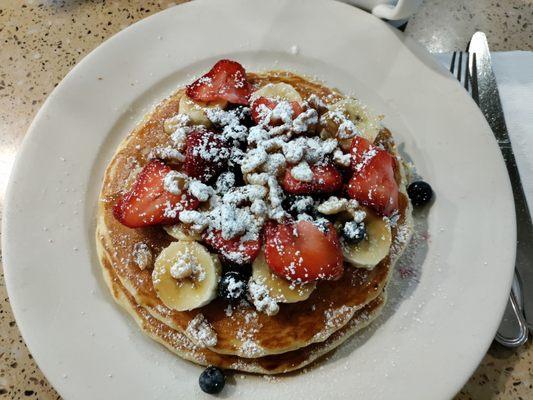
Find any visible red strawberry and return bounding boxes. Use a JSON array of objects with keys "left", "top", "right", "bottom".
[
  {"left": 350, "top": 136, "right": 378, "bottom": 171},
  {"left": 186, "top": 59, "right": 251, "bottom": 105},
  {"left": 250, "top": 97, "right": 303, "bottom": 126},
  {"left": 202, "top": 229, "right": 262, "bottom": 265},
  {"left": 282, "top": 162, "right": 342, "bottom": 195},
  {"left": 347, "top": 150, "right": 399, "bottom": 216},
  {"left": 264, "top": 220, "right": 343, "bottom": 282},
  {"left": 184, "top": 129, "right": 231, "bottom": 183},
  {"left": 113, "top": 160, "right": 200, "bottom": 228}
]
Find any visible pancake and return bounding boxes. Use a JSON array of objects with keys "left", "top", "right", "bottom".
[
  {"left": 101, "top": 248, "right": 386, "bottom": 374},
  {"left": 96, "top": 71, "right": 413, "bottom": 363}
]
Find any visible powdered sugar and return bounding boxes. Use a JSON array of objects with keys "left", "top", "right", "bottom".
[
  {"left": 163, "top": 171, "right": 188, "bottom": 195},
  {"left": 333, "top": 148, "right": 352, "bottom": 167},
  {"left": 292, "top": 108, "right": 318, "bottom": 133},
  {"left": 226, "top": 276, "right": 245, "bottom": 298},
  {"left": 148, "top": 146, "right": 185, "bottom": 163},
  {"left": 132, "top": 243, "right": 152, "bottom": 270},
  {"left": 248, "top": 280, "right": 279, "bottom": 316},
  {"left": 187, "top": 179, "right": 212, "bottom": 202},
  {"left": 163, "top": 113, "right": 190, "bottom": 134},
  {"left": 353, "top": 147, "right": 378, "bottom": 172},
  {"left": 241, "top": 147, "right": 268, "bottom": 173},
  {"left": 185, "top": 314, "right": 217, "bottom": 347},
  {"left": 317, "top": 196, "right": 348, "bottom": 215},
  {"left": 290, "top": 161, "right": 314, "bottom": 182},
  {"left": 169, "top": 248, "right": 205, "bottom": 282}
]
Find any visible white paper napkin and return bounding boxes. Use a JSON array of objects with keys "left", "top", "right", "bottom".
[{"left": 434, "top": 51, "right": 533, "bottom": 213}]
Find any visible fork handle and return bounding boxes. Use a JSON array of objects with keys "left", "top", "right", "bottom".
[{"left": 495, "top": 281, "right": 528, "bottom": 347}]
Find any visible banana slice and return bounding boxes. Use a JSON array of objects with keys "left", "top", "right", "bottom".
[
  {"left": 251, "top": 82, "right": 303, "bottom": 102},
  {"left": 152, "top": 241, "right": 221, "bottom": 311},
  {"left": 342, "top": 209, "right": 392, "bottom": 269},
  {"left": 322, "top": 98, "right": 382, "bottom": 150},
  {"left": 251, "top": 252, "right": 316, "bottom": 303},
  {"left": 163, "top": 224, "right": 202, "bottom": 241},
  {"left": 178, "top": 95, "right": 226, "bottom": 127}
]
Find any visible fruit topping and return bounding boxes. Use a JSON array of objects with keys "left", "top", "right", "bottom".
[
  {"left": 251, "top": 82, "right": 303, "bottom": 103},
  {"left": 347, "top": 137, "right": 399, "bottom": 216},
  {"left": 341, "top": 208, "right": 392, "bottom": 268},
  {"left": 264, "top": 220, "right": 344, "bottom": 282},
  {"left": 251, "top": 252, "right": 316, "bottom": 303},
  {"left": 282, "top": 162, "right": 342, "bottom": 195},
  {"left": 152, "top": 241, "right": 221, "bottom": 312},
  {"left": 199, "top": 366, "right": 225, "bottom": 394},
  {"left": 407, "top": 180, "right": 433, "bottom": 206},
  {"left": 251, "top": 97, "right": 303, "bottom": 126},
  {"left": 320, "top": 98, "right": 381, "bottom": 147},
  {"left": 342, "top": 221, "right": 367, "bottom": 244},
  {"left": 218, "top": 271, "right": 248, "bottom": 302},
  {"left": 186, "top": 59, "right": 251, "bottom": 105},
  {"left": 113, "top": 160, "right": 200, "bottom": 228},
  {"left": 202, "top": 229, "right": 262, "bottom": 265},
  {"left": 282, "top": 195, "right": 316, "bottom": 216},
  {"left": 184, "top": 129, "right": 231, "bottom": 183}
]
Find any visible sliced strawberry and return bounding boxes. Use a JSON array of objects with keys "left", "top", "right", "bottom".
[
  {"left": 186, "top": 59, "right": 251, "bottom": 105},
  {"left": 281, "top": 162, "right": 342, "bottom": 195},
  {"left": 184, "top": 129, "right": 231, "bottom": 183},
  {"left": 350, "top": 136, "right": 378, "bottom": 171},
  {"left": 250, "top": 97, "right": 303, "bottom": 126},
  {"left": 264, "top": 220, "right": 343, "bottom": 283},
  {"left": 347, "top": 150, "right": 399, "bottom": 216},
  {"left": 202, "top": 229, "right": 262, "bottom": 265},
  {"left": 113, "top": 160, "right": 200, "bottom": 228}
]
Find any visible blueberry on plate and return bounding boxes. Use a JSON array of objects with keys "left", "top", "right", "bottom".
[
  {"left": 342, "top": 221, "right": 367, "bottom": 244},
  {"left": 218, "top": 271, "right": 247, "bottom": 301},
  {"left": 407, "top": 181, "right": 433, "bottom": 207},
  {"left": 199, "top": 366, "right": 225, "bottom": 394}
]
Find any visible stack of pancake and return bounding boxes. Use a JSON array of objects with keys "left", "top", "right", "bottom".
[{"left": 95, "top": 72, "right": 413, "bottom": 374}]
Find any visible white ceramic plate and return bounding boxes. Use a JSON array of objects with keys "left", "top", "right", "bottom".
[{"left": 3, "top": 0, "right": 515, "bottom": 399}]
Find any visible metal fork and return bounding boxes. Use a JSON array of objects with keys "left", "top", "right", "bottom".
[{"left": 450, "top": 50, "right": 528, "bottom": 348}]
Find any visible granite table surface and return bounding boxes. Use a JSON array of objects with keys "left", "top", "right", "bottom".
[{"left": 0, "top": 0, "right": 532, "bottom": 399}]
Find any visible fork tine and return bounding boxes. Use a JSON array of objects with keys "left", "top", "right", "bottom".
[
  {"left": 470, "top": 52, "right": 480, "bottom": 105},
  {"left": 457, "top": 51, "right": 463, "bottom": 82},
  {"left": 463, "top": 52, "right": 470, "bottom": 91},
  {"left": 450, "top": 51, "right": 457, "bottom": 74}
]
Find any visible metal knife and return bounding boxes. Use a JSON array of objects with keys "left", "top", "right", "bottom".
[{"left": 469, "top": 32, "right": 533, "bottom": 333}]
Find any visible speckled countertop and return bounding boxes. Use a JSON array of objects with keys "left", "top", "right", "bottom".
[{"left": 0, "top": 1, "right": 532, "bottom": 399}]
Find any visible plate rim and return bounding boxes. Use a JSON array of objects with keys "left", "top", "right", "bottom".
[{"left": 2, "top": 0, "right": 516, "bottom": 399}]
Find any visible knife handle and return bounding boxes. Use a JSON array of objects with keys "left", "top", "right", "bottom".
[{"left": 498, "top": 136, "right": 533, "bottom": 332}]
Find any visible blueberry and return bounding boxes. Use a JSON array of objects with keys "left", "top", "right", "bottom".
[
  {"left": 342, "top": 221, "right": 366, "bottom": 244},
  {"left": 199, "top": 366, "right": 225, "bottom": 394},
  {"left": 218, "top": 271, "right": 247, "bottom": 301},
  {"left": 407, "top": 181, "right": 433, "bottom": 207},
  {"left": 283, "top": 195, "right": 315, "bottom": 215}
]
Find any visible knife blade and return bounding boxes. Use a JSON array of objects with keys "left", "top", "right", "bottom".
[{"left": 469, "top": 31, "right": 533, "bottom": 332}]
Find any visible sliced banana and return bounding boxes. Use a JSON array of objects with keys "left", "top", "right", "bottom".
[
  {"left": 342, "top": 209, "right": 392, "bottom": 269},
  {"left": 251, "top": 82, "right": 303, "bottom": 103},
  {"left": 163, "top": 224, "right": 202, "bottom": 241},
  {"left": 178, "top": 95, "right": 226, "bottom": 127},
  {"left": 322, "top": 98, "right": 382, "bottom": 150},
  {"left": 152, "top": 241, "right": 221, "bottom": 311},
  {"left": 251, "top": 252, "right": 316, "bottom": 303}
]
